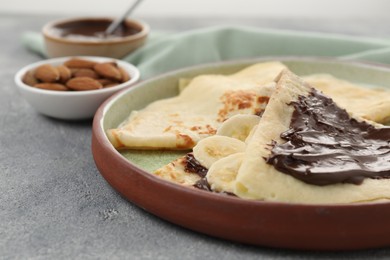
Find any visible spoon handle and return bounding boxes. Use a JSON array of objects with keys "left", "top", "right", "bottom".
[{"left": 105, "top": 0, "right": 144, "bottom": 35}]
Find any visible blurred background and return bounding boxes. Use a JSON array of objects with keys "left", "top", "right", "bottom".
[
  {"left": 1, "top": 0, "right": 389, "bottom": 19},
  {"left": 2, "top": 0, "right": 390, "bottom": 37}
]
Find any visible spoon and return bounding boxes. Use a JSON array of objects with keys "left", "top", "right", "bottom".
[{"left": 105, "top": 0, "right": 144, "bottom": 36}]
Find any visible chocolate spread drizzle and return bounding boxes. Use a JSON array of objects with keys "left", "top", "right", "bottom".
[
  {"left": 193, "top": 178, "right": 212, "bottom": 191},
  {"left": 267, "top": 88, "right": 390, "bottom": 186},
  {"left": 184, "top": 153, "right": 211, "bottom": 191},
  {"left": 185, "top": 153, "right": 208, "bottom": 178}
]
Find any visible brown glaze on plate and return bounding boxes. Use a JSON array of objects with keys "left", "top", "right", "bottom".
[{"left": 91, "top": 57, "right": 390, "bottom": 250}]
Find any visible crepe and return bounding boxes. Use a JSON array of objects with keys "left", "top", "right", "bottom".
[
  {"left": 107, "top": 62, "right": 285, "bottom": 150},
  {"left": 154, "top": 155, "right": 201, "bottom": 186},
  {"left": 304, "top": 74, "right": 390, "bottom": 124},
  {"left": 230, "top": 70, "right": 390, "bottom": 204}
]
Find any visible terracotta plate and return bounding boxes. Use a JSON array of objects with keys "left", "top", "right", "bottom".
[{"left": 92, "top": 57, "right": 390, "bottom": 251}]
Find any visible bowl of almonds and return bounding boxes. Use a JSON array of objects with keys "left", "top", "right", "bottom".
[{"left": 15, "top": 56, "right": 139, "bottom": 120}]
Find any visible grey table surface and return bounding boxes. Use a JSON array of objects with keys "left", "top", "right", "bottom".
[{"left": 2, "top": 13, "right": 390, "bottom": 259}]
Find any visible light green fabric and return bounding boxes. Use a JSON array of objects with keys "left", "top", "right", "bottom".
[{"left": 22, "top": 26, "right": 390, "bottom": 79}]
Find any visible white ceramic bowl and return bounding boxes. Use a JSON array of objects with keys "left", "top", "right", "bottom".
[{"left": 14, "top": 56, "right": 140, "bottom": 120}]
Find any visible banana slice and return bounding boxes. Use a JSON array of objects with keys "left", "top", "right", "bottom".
[
  {"left": 193, "top": 135, "right": 246, "bottom": 169},
  {"left": 245, "top": 125, "right": 258, "bottom": 144},
  {"left": 207, "top": 153, "right": 244, "bottom": 193},
  {"left": 216, "top": 114, "right": 260, "bottom": 141}
]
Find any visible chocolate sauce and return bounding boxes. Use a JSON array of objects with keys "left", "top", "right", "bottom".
[
  {"left": 194, "top": 178, "right": 212, "bottom": 191},
  {"left": 267, "top": 88, "right": 390, "bottom": 186},
  {"left": 52, "top": 19, "right": 140, "bottom": 40},
  {"left": 185, "top": 153, "right": 208, "bottom": 178},
  {"left": 184, "top": 153, "right": 210, "bottom": 191}
]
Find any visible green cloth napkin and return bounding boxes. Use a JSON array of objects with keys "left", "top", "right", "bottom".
[{"left": 22, "top": 26, "right": 390, "bottom": 79}]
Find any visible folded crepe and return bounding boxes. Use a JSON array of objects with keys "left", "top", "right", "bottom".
[
  {"left": 156, "top": 70, "right": 390, "bottom": 204},
  {"left": 304, "top": 74, "right": 390, "bottom": 124},
  {"left": 153, "top": 71, "right": 390, "bottom": 202},
  {"left": 230, "top": 70, "right": 390, "bottom": 204},
  {"left": 107, "top": 62, "right": 284, "bottom": 149}
]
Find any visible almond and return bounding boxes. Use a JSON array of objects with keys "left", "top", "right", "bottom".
[
  {"left": 57, "top": 65, "right": 72, "bottom": 83},
  {"left": 64, "top": 58, "right": 98, "bottom": 69},
  {"left": 118, "top": 67, "right": 130, "bottom": 82},
  {"left": 34, "top": 64, "right": 60, "bottom": 83},
  {"left": 93, "top": 62, "right": 121, "bottom": 81},
  {"left": 34, "top": 83, "right": 69, "bottom": 91},
  {"left": 104, "top": 83, "right": 119, "bottom": 88},
  {"left": 66, "top": 77, "right": 103, "bottom": 91},
  {"left": 69, "top": 68, "right": 79, "bottom": 75},
  {"left": 22, "top": 70, "right": 39, "bottom": 86},
  {"left": 97, "top": 78, "right": 117, "bottom": 86},
  {"left": 73, "top": 68, "right": 100, "bottom": 79}
]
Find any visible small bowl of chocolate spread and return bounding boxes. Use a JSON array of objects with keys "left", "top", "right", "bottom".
[{"left": 42, "top": 17, "right": 149, "bottom": 58}]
